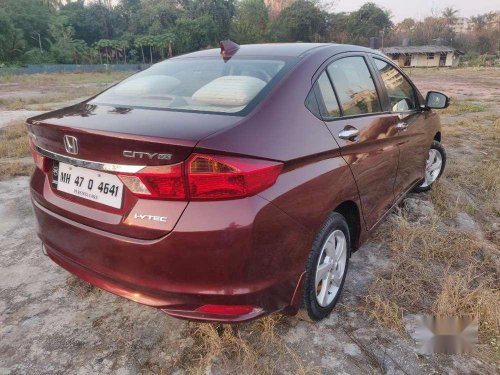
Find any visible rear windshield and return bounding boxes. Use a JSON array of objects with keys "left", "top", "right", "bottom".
[{"left": 90, "top": 57, "right": 292, "bottom": 115}]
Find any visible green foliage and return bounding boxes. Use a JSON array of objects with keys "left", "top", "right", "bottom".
[
  {"left": 175, "top": 16, "right": 218, "bottom": 54},
  {"left": 0, "top": 9, "right": 26, "bottom": 63},
  {"left": 187, "top": 0, "right": 236, "bottom": 40},
  {"left": 0, "top": 0, "right": 496, "bottom": 65},
  {"left": 1, "top": 0, "right": 52, "bottom": 51},
  {"left": 23, "top": 49, "right": 51, "bottom": 64},
  {"left": 230, "top": 0, "right": 269, "bottom": 44},
  {"left": 272, "top": 0, "right": 328, "bottom": 42},
  {"left": 342, "top": 2, "right": 392, "bottom": 45}
]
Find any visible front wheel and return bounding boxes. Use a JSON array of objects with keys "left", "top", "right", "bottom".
[
  {"left": 303, "top": 212, "right": 350, "bottom": 321},
  {"left": 414, "top": 140, "right": 446, "bottom": 193}
]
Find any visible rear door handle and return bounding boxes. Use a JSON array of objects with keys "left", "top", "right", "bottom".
[
  {"left": 395, "top": 122, "right": 408, "bottom": 130},
  {"left": 338, "top": 127, "right": 359, "bottom": 140}
]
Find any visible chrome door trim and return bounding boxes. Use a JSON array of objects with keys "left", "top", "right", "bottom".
[{"left": 34, "top": 145, "right": 145, "bottom": 173}]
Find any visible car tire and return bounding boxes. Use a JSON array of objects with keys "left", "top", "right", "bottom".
[
  {"left": 303, "top": 212, "right": 350, "bottom": 321},
  {"left": 413, "top": 140, "right": 446, "bottom": 193}
]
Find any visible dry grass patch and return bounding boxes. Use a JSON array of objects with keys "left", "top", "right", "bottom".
[
  {"left": 383, "top": 213, "right": 481, "bottom": 263},
  {"left": 429, "top": 181, "right": 459, "bottom": 219},
  {"left": 364, "top": 294, "right": 404, "bottom": 333},
  {"left": 0, "top": 71, "right": 133, "bottom": 110},
  {"left": 447, "top": 158, "right": 500, "bottom": 203},
  {"left": 0, "top": 71, "right": 132, "bottom": 86},
  {"left": 0, "top": 121, "right": 32, "bottom": 179},
  {"left": 0, "top": 161, "right": 33, "bottom": 179},
  {"left": 177, "top": 316, "right": 320, "bottom": 375},
  {"left": 365, "top": 209, "right": 498, "bottom": 347},
  {"left": 433, "top": 267, "right": 500, "bottom": 347},
  {"left": 0, "top": 120, "right": 30, "bottom": 158},
  {"left": 0, "top": 91, "right": 95, "bottom": 110},
  {"left": 441, "top": 100, "right": 487, "bottom": 115}
]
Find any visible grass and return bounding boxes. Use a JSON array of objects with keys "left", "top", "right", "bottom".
[
  {"left": 0, "top": 71, "right": 133, "bottom": 86},
  {"left": 433, "top": 268, "right": 499, "bottom": 341},
  {"left": 429, "top": 181, "right": 458, "bottom": 219},
  {"left": 0, "top": 71, "right": 133, "bottom": 110},
  {"left": 0, "top": 120, "right": 30, "bottom": 158},
  {"left": 367, "top": 210, "right": 498, "bottom": 347},
  {"left": 0, "top": 95, "right": 86, "bottom": 110},
  {"left": 0, "top": 120, "right": 32, "bottom": 179},
  {"left": 0, "top": 161, "right": 33, "bottom": 179},
  {"left": 441, "top": 100, "right": 487, "bottom": 115},
  {"left": 174, "top": 317, "right": 320, "bottom": 374}
]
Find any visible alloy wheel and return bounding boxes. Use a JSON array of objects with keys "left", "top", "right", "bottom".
[
  {"left": 420, "top": 148, "right": 443, "bottom": 188},
  {"left": 315, "top": 229, "right": 347, "bottom": 307}
]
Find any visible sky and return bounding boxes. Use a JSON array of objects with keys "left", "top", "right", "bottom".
[{"left": 333, "top": 0, "right": 500, "bottom": 22}]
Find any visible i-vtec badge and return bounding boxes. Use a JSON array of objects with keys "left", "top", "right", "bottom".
[
  {"left": 123, "top": 150, "right": 172, "bottom": 160},
  {"left": 134, "top": 213, "right": 168, "bottom": 222}
]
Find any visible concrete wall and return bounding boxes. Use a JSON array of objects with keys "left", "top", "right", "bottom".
[
  {"left": 446, "top": 52, "right": 461, "bottom": 67},
  {"left": 411, "top": 54, "right": 440, "bottom": 67},
  {"left": 388, "top": 52, "right": 461, "bottom": 68}
]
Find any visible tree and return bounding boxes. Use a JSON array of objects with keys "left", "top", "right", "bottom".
[
  {"left": 0, "top": 9, "right": 26, "bottom": 63},
  {"left": 60, "top": 0, "right": 105, "bottom": 45},
  {"left": 186, "top": 0, "right": 236, "bottom": 40},
  {"left": 230, "top": 0, "right": 269, "bottom": 44},
  {"left": 272, "top": 0, "right": 328, "bottom": 42},
  {"left": 174, "top": 15, "right": 218, "bottom": 54},
  {"left": 328, "top": 12, "right": 350, "bottom": 43},
  {"left": 344, "top": 2, "right": 392, "bottom": 45},
  {"left": 46, "top": 17, "right": 77, "bottom": 63},
  {"left": 442, "top": 7, "right": 459, "bottom": 27},
  {"left": 1, "top": 0, "right": 52, "bottom": 52},
  {"left": 410, "top": 16, "right": 453, "bottom": 46},
  {"left": 397, "top": 18, "right": 416, "bottom": 32}
]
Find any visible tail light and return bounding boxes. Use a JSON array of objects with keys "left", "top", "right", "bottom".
[
  {"left": 118, "top": 154, "right": 282, "bottom": 201},
  {"left": 29, "top": 139, "right": 47, "bottom": 172},
  {"left": 119, "top": 164, "right": 187, "bottom": 199}
]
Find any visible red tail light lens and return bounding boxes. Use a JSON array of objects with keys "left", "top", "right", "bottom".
[
  {"left": 119, "top": 163, "right": 186, "bottom": 200},
  {"left": 119, "top": 154, "right": 282, "bottom": 201},
  {"left": 187, "top": 154, "right": 282, "bottom": 200},
  {"left": 29, "top": 139, "right": 47, "bottom": 172}
]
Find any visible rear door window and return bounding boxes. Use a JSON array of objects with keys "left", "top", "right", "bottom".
[
  {"left": 315, "top": 72, "right": 341, "bottom": 118},
  {"left": 373, "top": 58, "right": 418, "bottom": 112},
  {"left": 327, "top": 56, "right": 381, "bottom": 116}
]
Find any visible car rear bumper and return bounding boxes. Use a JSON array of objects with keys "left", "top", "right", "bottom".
[{"left": 32, "top": 185, "right": 311, "bottom": 322}]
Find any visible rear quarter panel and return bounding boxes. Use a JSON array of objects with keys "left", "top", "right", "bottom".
[{"left": 196, "top": 49, "right": 363, "bottom": 242}]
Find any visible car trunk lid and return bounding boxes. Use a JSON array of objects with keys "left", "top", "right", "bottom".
[{"left": 27, "top": 103, "right": 243, "bottom": 240}]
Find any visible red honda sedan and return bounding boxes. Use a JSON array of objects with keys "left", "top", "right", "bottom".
[{"left": 27, "top": 42, "right": 448, "bottom": 322}]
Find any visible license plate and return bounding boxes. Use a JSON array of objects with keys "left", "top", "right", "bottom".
[{"left": 53, "top": 162, "right": 124, "bottom": 209}]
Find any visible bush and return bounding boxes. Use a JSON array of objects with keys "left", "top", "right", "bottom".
[{"left": 23, "top": 49, "right": 52, "bottom": 64}]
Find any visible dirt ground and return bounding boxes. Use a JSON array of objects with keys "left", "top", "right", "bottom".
[{"left": 0, "top": 68, "right": 498, "bottom": 374}]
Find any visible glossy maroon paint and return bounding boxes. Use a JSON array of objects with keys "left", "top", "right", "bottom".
[{"left": 28, "top": 43, "right": 441, "bottom": 322}]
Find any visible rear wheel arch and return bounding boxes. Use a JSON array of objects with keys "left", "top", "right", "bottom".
[{"left": 334, "top": 201, "right": 361, "bottom": 253}]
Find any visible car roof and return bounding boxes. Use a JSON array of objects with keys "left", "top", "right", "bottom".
[{"left": 173, "top": 43, "right": 381, "bottom": 59}]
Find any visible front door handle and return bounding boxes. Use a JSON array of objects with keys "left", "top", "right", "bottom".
[
  {"left": 395, "top": 122, "right": 408, "bottom": 130},
  {"left": 338, "top": 127, "right": 359, "bottom": 140}
]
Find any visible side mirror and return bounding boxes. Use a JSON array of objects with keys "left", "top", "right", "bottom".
[{"left": 425, "top": 91, "right": 449, "bottom": 109}]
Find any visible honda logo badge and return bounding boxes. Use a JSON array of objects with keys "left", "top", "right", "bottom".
[{"left": 63, "top": 135, "right": 78, "bottom": 155}]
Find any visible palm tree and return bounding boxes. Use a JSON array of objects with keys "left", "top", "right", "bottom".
[{"left": 442, "top": 7, "right": 459, "bottom": 27}]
